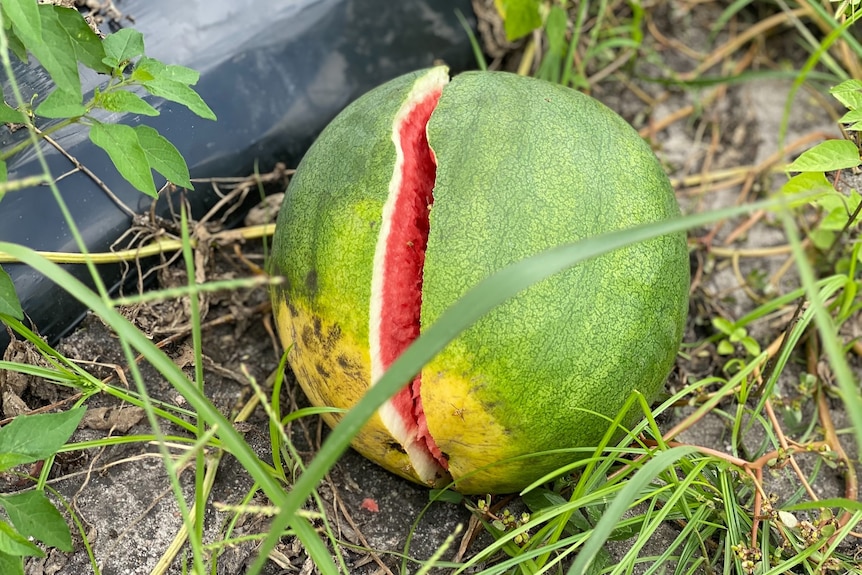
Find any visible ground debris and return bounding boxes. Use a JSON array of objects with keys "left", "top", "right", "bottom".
[{"left": 80, "top": 406, "right": 145, "bottom": 433}]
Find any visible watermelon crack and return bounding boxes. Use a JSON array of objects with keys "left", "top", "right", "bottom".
[{"left": 370, "top": 69, "right": 451, "bottom": 484}]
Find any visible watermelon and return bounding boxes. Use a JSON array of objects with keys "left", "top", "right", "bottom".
[{"left": 270, "top": 66, "right": 689, "bottom": 494}]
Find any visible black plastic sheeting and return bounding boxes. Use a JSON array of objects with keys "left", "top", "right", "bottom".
[{"left": 0, "top": 0, "right": 476, "bottom": 352}]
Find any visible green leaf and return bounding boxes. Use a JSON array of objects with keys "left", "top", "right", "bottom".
[
  {"left": 133, "top": 58, "right": 210, "bottom": 119},
  {"left": 0, "top": 267, "right": 23, "bottom": 320},
  {"left": 98, "top": 90, "right": 158, "bottom": 116},
  {"left": 20, "top": 19, "right": 81, "bottom": 99},
  {"left": 711, "top": 317, "right": 734, "bottom": 335},
  {"left": 717, "top": 340, "right": 735, "bottom": 355},
  {"left": 0, "top": 407, "right": 86, "bottom": 472},
  {"left": 0, "top": 521, "right": 43, "bottom": 558},
  {"left": 780, "top": 172, "right": 835, "bottom": 206},
  {"left": 497, "top": 0, "right": 542, "bottom": 41},
  {"left": 102, "top": 28, "right": 145, "bottom": 68},
  {"left": 89, "top": 123, "right": 156, "bottom": 197},
  {"left": 0, "top": 160, "right": 6, "bottom": 188},
  {"left": 134, "top": 125, "right": 193, "bottom": 188},
  {"left": 47, "top": 4, "right": 109, "bottom": 74},
  {"left": 135, "top": 57, "right": 200, "bottom": 85},
  {"left": 728, "top": 327, "right": 747, "bottom": 342},
  {"left": 12, "top": 5, "right": 109, "bottom": 97},
  {"left": 810, "top": 228, "right": 835, "bottom": 250},
  {"left": 839, "top": 108, "right": 862, "bottom": 124},
  {"left": 816, "top": 192, "right": 848, "bottom": 212},
  {"left": 4, "top": 0, "right": 41, "bottom": 44},
  {"left": 820, "top": 192, "right": 862, "bottom": 230},
  {"left": 741, "top": 337, "right": 761, "bottom": 356},
  {"left": 0, "top": 6, "right": 25, "bottom": 62},
  {"left": 830, "top": 79, "right": 862, "bottom": 109},
  {"left": 5, "top": 29, "right": 27, "bottom": 62},
  {"left": 0, "top": 491, "right": 71, "bottom": 551},
  {"left": 787, "top": 140, "right": 861, "bottom": 172},
  {"left": 0, "top": 102, "right": 25, "bottom": 124},
  {"left": 138, "top": 75, "right": 216, "bottom": 120},
  {"left": 34, "top": 89, "right": 85, "bottom": 119},
  {"left": 162, "top": 63, "right": 200, "bottom": 85},
  {"left": 129, "top": 66, "right": 155, "bottom": 83},
  {"left": 0, "top": 551, "right": 23, "bottom": 575}
]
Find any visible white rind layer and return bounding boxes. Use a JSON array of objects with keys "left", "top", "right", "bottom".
[{"left": 368, "top": 66, "right": 450, "bottom": 484}]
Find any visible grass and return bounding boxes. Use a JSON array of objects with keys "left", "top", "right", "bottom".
[{"left": 1, "top": 0, "right": 862, "bottom": 573}]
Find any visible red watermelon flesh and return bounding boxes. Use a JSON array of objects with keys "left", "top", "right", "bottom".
[{"left": 373, "top": 88, "right": 448, "bottom": 471}]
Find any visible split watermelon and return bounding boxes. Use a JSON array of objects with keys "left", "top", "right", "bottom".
[{"left": 270, "top": 66, "right": 689, "bottom": 494}]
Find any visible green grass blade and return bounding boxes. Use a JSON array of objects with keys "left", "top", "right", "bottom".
[
  {"left": 456, "top": 9, "right": 487, "bottom": 71},
  {"left": 783, "top": 497, "right": 862, "bottom": 512},
  {"left": 180, "top": 206, "right": 207, "bottom": 558}
]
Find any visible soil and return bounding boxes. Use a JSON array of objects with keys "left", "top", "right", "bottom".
[{"left": 3, "top": 1, "right": 862, "bottom": 574}]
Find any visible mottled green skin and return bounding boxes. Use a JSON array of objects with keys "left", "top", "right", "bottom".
[{"left": 421, "top": 72, "right": 689, "bottom": 492}]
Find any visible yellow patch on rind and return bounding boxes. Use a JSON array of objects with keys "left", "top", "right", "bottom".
[
  {"left": 421, "top": 363, "right": 529, "bottom": 494},
  {"left": 274, "top": 297, "right": 434, "bottom": 486}
]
